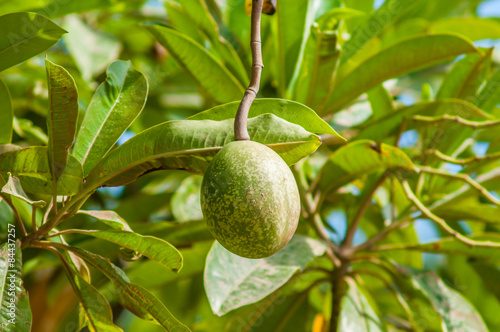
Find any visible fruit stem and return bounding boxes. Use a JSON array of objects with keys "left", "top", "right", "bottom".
[{"left": 234, "top": 0, "right": 264, "bottom": 141}]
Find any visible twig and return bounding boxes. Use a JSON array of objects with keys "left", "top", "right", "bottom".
[
  {"left": 42, "top": 199, "right": 53, "bottom": 225},
  {"left": 292, "top": 167, "right": 341, "bottom": 266},
  {"left": 343, "top": 173, "right": 387, "bottom": 248},
  {"left": 428, "top": 149, "right": 500, "bottom": 165},
  {"left": 352, "top": 219, "right": 412, "bottom": 253},
  {"left": 412, "top": 114, "right": 500, "bottom": 129},
  {"left": 402, "top": 179, "right": 500, "bottom": 248},
  {"left": 32, "top": 205, "right": 37, "bottom": 231},
  {"left": 0, "top": 193, "right": 27, "bottom": 236},
  {"left": 52, "top": 181, "right": 58, "bottom": 215},
  {"left": 394, "top": 118, "right": 407, "bottom": 147},
  {"left": 329, "top": 267, "right": 349, "bottom": 332},
  {"left": 417, "top": 166, "right": 500, "bottom": 206},
  {"left": 234, "top": 0, "right": 264, "bottom": 140}
]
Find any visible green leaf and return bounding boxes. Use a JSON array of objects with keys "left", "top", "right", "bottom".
[
  {"left": 31, "top": 0, "right": 114, "bottom": 18},
  {"left": 367, "top": 84, "right": 394, "bottom": 120},
  {"left": 164, "top": 2, "right": 205, "bottom": 44},
  {"left": 45, "top": 59, "right": 78, "bottom": 181},
  {"left": 171, "top": 175, "right": 203, "bottom": 222},
  {"left": 64, "top": 246, "right": 191, "bottom": 332},
  {"left": 357, "top": 99, "right": 491, "bottom": 141},
  {"left": 0, "top": 79, "right": 12, "bottom": 144},
  {"left": 1, "top": 174, "right": 46, "bottom": 208},
  {"left": 290, "top": 25, "right": 341, "bottom": 109},
  {"left": 338, "top": 278, "right": 385, "bottom": 332},
  {"left": 68, "top": 230, "right": 183, "bottom": 272},
  {"left": 324, "top": 34, "right": 480, "bottom": 114},
  {"left": 188, "top": 98, "right": 342, "bottom": 138},
  {"left": 83, "top": 114, "right": 321, "bottom": 190},
  {"left": 204, "top": 235, "right": 326, "bottom": 316},
  {"left": 0, "top": 241, "right": 32, "bottom": 332},
  {"left": 173, "top": 0, "right": 248, "bottom": 85},
  {"left": 339, "top": 0, "right": 421, "bottom": 64},
  {"left": 394, "top": 266, "right": 489, "bottom": 332},
  {"left": 0, "top": 12, "right": 67, "bottom": 72},
  {"left": 432, "top": 199, "right": 500, "bottom": 224},
  {"left": 0, "top": 146, "right": 83, "bottom": 195},
  {"left": 60, "top": 254, "right": 122, "bottom": 332},
  {"left": 436, "top": 50, "right": 492, "bottom": 100},
  {"left": 12, "top": 117, "right": 48, "bottom": 145},
  {"left": 72, "top": 61, "right": 148, "bottom": 176},
  {"left": 77, "top": 210, "right": 132, "bottom": 231},
  {"left": 144, "top": 24, "right": 244, "bottom": 104},
  {"left": 386, "top": 267, "right": 445, "bottom": 331},
  {"left": 0, "top": 145, "right": 19, "bottom": 156},
  {"left": 132, "top": 220, "right": 213, "bottom": 247},
  {"left": 274, "top": 0, "right": 310, "bottom": 95},
  {"left": 431, "top": 17, "right": 500, "bottom": 41},
  {"left": 63, "top": 15, "right": 121, "bottom": 81},
  {"left": 477, "top": 68, "right": 500, "bottom": 113},
  {"left": 319, "top": 140, "right": 415, "bottom": 192}
]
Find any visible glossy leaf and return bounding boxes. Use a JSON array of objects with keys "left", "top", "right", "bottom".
[
  {"left": 432, "top": 198, "right": 500, "bottom": 224},
  {"left": 63, "top": 15, "right": 121, "bottom": 81},
  {"left": 77, "top": 210, "right": 132, "bottom": 231},
  {"left": 338, "top": 278, "right": 384, "bottom": 331},
  {"left": 436, "top": 50, "right": 492, "bottom": 100},
  {"left": 388, "top": 267, "right": 445, "bottom": 331},
  {"left": 189, "top": 98, "right": 342, "bottom": 138},
  {"left": 68, "top": 230, "right": 182, "bottom": 272},
  {"left": 357, "top": 99, "right": 491, "bottom": 141},
  {"left": 339, "top": 0, "right": 420, "bottom": 64},
  {"left": 173, "top": 0, "right": 248, "bottom": 85},
  {"left": 61, "top": 255, "right": 122, "bottom": 332},
  {"left": 144, "top": 24, "right": 244, "bottom": 104},
  {"left": 132, "top": 220, "right": 213, "bottom": 247},
  {"left": 0, "top": 12, "right": 67, "bottom": 72},
  {"left": 0, "top": 79, "right": 12, "bottom": 144},
  {"left": 290, "top": 24, "right": 340, "bottom": 109},
  {"left": 274, "top": 0, "right": 309, "bottom": 94},
  {"left": 1, "top": 174, "right": 46, "bottom": 208},
  {"left": 477, "top": 68, "right": 500, "bottom": 113},
  {"left": 394, "top": 267, "right": 488, "bottom": 332},
  {"left": 319, "top": 140, "right": 416, "bottom": 192},
  {"left": 0, "top": 146, "right": 83, "bottom": 195},
  {"left": 1, "top": 0, "right": 114, "bottom": 18},
  {"left": 12, "top": 118, "right": 48, "bottom": 145},
  {"left": 431, "top": 17, "right": 500, "bottom": 41},
  {"left": 367, "top": 84, "right": 394, "bottom": 120},
  {"left": 204, "top": 235, "right": 326, "bottom": 315},
  {"left": 324, "top": 34, "right": 479, "bottom": 114},
  {"left": 65, "top": 246, "right": 190, "bottom": 332},
  {"left": 171, "top": 175, "right": 203, "bottom": 222},
  {"left": 83, "top": 114, "right": 321, "bottom": 190},
  {"left": 72, "top": 61, "right": 148, "bottom": 176},
  {"left": 0, "top": 145, "right": 19, "bottom": 156},
  {"left": 45, "top": 59, "right": 78, "bottom": 181},
  {"left": 0, "top": 241, "right": 32, "bottom": 332}
]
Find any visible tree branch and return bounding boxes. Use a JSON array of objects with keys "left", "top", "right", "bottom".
[
  {"left": 417, "top": 165, "right": 500, "bottom": 206},
  {"left": 428, "top": 149, "right": 500, "bottom": 165},
  {"left": 412, "top": 114, "right": 500, "bottom": 129},
  {"left": 402, "top": 179, "right": 500, "bottom": 248},
  {"left": 234, "top": 0, "right": 264, "bottom": 140},
  {"left": 343, "top": 174, "right": 388, "bottom": 248},
  {"left": 1, "top": 193, "right": 27, "bottom": 236}
]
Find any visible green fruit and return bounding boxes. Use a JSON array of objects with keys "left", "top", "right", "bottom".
[{"left": 201, "top": 140, "right": 300, "bottom": 259}]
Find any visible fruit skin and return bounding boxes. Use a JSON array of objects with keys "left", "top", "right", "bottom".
[{"left": 201, "top": 140, "right": 300, "bottom": 259}]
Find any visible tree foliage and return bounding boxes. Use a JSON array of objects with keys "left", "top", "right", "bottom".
[{"left": 1, "top": 0, "right": 500, "bottom": 331}]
